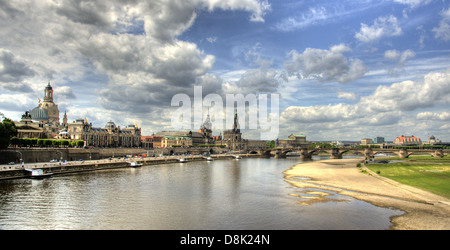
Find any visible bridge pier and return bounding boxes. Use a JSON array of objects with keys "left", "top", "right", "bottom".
[
  {"left": 257, "top": 149, "right": 271, "bottom": 158},
  {"left": 274, "top": 150, "right": 286, "bottom": 159},
  {"left": 330, "top": 148, "right": 342, "bottom": 159},
  {"left": 398, "top": 149, "right": 410, "bottom": 158},
  {"left": 364, "top": 148, "right": 373, "bottom": 159},
  {"left": 433, "top": 149, "right": 444, "bottom": 158},
  {"left": 299, "top": 148, "right": 313, "bottom": 160}
]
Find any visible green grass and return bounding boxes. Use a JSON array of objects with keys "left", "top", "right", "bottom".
[{"left": 366, "top": 156, "right": 450, "bottom": 199}]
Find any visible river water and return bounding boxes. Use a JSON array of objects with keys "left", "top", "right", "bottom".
[{"left": 0, "top": 157, "right": 403, "bottom": 230}]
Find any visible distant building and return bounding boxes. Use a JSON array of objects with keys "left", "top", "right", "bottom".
[
  {"left": 15, "top": 82, "right": 64, "bottom": 139},
  {"left": 221, "top": 112, "right": 247, "bottom": 150},
  {"left": 394, "top": 135, "right": 422, "bottom": 146},
  {"left": 277, "top": 134, "right": 310, "bottom": 148},
  {"left": 373, "top": 137, "right": 385, "bottom": 144},
  {"left": 68, "top": 119, "right": 141, "bottom": 147},
  {"left": 141, "top": 135, "right": 163, "bottom": 148},
  {"left": 361, "top": 138, "right": 373, "bottom": 145},
  {"left": 427, "top": 135, "right": 441, "bottom": 145}
]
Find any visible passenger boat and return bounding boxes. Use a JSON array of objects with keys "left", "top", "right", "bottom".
[
  {"left": 128, "top": 161, "right": 142, "bottom": 168},
  {"left": 24, "top": 169, "right": 53, "bottom": 179}
]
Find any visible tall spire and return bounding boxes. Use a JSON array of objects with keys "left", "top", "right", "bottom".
[{"left": 233, "top": 111, "right": 240, "bottom": 132}]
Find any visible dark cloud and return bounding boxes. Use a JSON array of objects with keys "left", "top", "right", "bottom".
[{"left": 0, "top": 49, "right": 35, "bottom": 83}]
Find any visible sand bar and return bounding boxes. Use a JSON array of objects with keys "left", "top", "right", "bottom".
[{"left": 283, "top": 158, "right": 450, "bottom": 230}]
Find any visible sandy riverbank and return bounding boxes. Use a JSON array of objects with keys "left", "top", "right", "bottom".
[{"left": 283, "top": 158, "right": 450, "bottom": 230}]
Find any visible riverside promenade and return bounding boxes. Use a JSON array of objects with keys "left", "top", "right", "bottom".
[
  {"left": 0, "top": 153, "right": 254, "bottom": 180},
  {"left": 283, "top": 158, "right": 450, "bottom": 230}
]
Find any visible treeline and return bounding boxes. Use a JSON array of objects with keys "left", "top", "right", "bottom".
[{"left": 10, "top": 137, "right": 84, "bottom": 148}]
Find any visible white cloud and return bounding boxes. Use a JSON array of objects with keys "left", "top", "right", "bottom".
[
  {"left": 284, "top": 44, "right": 368, "bottom": 83},
  {"left": 392, "top": 0, "right": 432, "bottom": 8},
  {"left": 337, "top": 91, "right": 357, "bottom": 100},
  {"left": 384, "top": 49, "right": 416, "bottom": 75},
  {"left": 416, "top": 111, "right": 450, "bottom": 121},
  {"left": 280, "top": 68, "right": 450, "bottom": 140},
  {"left": 206, "top": 36, "right": 218, "bottom": 43},
  {"left": 355, "top": 15, "right": 403, "bottom": 42},
  {"left": 433, "top": 7, "right": 450, "bottom": 41},
  {"left": 360, "top": 68, "right": 450, "bottom": 112}
]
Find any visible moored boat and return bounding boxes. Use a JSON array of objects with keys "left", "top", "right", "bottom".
[
  {"left": 24, "top": 169, "right": 53, "bottom": 179},
  {"left": 128, "top": 161, "right": 142, "bottom": 168}
]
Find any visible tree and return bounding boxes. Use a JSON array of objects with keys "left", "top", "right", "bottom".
[
  {"left": 266, "top": 140, "right": 275, "bottom": 148},
  {"left": 0, "top": 114, "right": 18, "bottom": 149}
]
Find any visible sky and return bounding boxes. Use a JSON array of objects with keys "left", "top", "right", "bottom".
[{"left": 1, "top": 0, "right": 450, "bottom": 142}]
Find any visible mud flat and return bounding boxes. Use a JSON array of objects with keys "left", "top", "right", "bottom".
[{"left": 283, "top": 158, "right": 450, "bottom": 230}]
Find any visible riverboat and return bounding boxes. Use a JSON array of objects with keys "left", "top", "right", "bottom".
[
  {"left": 24, "top": 169, "right": 53, "bottom": 179},
  {"left": 128, "top": 162, "right": 142, "bottom": 168}
]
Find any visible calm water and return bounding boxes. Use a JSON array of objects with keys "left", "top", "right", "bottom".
[{"left": 0, "top": 157, "right": 403, "bottom": 230}]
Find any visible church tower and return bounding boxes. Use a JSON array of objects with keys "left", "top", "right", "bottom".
[
  {"left": 44, "top": 81, "right": 54, "bottom": 102},
  {"left": 40, "top": 81, "right": 60, "bottom": 125}
]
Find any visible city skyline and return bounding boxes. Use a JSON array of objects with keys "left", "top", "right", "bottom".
[{"left": 1, "top": 0, "right": 450, "bottom": 141}]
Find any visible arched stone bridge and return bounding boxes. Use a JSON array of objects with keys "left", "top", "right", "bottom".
[{"left": 256, "top": 147, "right": 448, "bottom": 160}]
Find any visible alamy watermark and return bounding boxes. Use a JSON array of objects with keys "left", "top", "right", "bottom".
[{"left": 171, "top": 86, "right": 279, "bottom": 140}]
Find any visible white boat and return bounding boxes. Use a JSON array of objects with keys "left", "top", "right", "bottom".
[
  {"left": 128, "top": 161, "right": 142, "bottom": 168},
  {"left": 24, "top": 169, "right": 53, "bottom": 179},
  {"left": 179, "top": 158, "right": 187, "bottom": 163},
  {"left": 234, "top": 155, "right": 242, "bottom": 159},
  {"left": 205, "top": 156, "right": 213, "bottom": 161}
]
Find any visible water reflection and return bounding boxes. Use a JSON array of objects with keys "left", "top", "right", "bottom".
[{"left": 0, "top": 157, "right": 403, "bottom": 230}]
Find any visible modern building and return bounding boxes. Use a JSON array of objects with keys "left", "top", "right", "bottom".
[
  {"left": 373, "top": 137, "right": 385, "bottom": 144},
  {"left": 394, "top": 135, "right": 422, "bottom": 146}
]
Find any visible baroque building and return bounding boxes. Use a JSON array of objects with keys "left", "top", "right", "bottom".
[
  {"left": 16, "top": 82, "right": 63, "bottom": 139},
  {"left": 68, "top": 119, "right": 141, "bottom": 148},
  {"left": 277, "top": 134, "right": 310, "bottom": 148},
  {"left": 14, "top": 82, "right": 142, "bottom": 148}
]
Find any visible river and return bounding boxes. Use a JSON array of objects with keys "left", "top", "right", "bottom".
[{"left": 0, "top": 156, "right": 403, "bottom": 230}]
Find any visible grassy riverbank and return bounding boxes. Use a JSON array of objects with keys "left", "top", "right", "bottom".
[{"left": 366, "top": 155, "right": 450, "bottom": 199}]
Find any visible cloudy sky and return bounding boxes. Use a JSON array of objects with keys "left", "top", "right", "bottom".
[{"left": 1, "top": 0, "right": 450, "bottom": 142}]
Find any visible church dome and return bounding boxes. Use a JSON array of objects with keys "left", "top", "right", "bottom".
[
  {"left": 30, "top": 106, "right": 49, "bottom": 121},
  {"left": 105, "top": 121, "right": 116, "bottom": 129}
]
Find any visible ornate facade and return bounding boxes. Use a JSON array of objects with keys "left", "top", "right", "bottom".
[
  {"left": 68, "top": 119, "right": 141, "bottom": 148},
  {"left": 15, "top": 82, "right": 141, "bottom": 148},
  {"left": 277, "top": 134, "right": 310, "bottom": 148},
  {"left": 16, "top": 82, "right": 62, "bottom": 139},
  {"left": 394, "top": 135, "right": 422, "bottom": 145}
]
